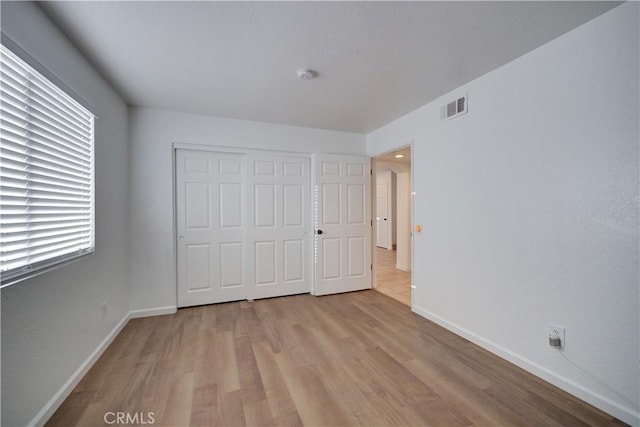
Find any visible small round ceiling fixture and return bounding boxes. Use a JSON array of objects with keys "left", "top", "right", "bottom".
[
  {"left": 297, "top": 68, "right": 318, "bottom": 80},
  {"left": 395, "top": 154, "right": 405, "bottom": 158}
]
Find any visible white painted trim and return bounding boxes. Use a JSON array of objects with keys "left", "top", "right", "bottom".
[
  {"left": 172, "top": 142, "right": 312, "bottom": 159},
  {"left": 411, "top": 304, "right": 640, "bottom": 427},
  {"left": 27, "top": 312, "right": 130, "bottom": 427},
  {"left": 370, "top": 158, "right": 378, "bottom": 290},
  {"left": 171, "top": 146, "right": 178, "bottom": 310},
  {"left": 395, "top": 264, "right": 411, "bottom": 272},
  {"left": 129, "top": 306, "right": 177, "bottom": 319},
  {"left": 409, "top": 141, "right": 415, "bottom": 310}
]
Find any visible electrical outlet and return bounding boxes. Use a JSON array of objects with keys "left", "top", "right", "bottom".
[
  {"left": 548, "top": 324, "right": 565, "bottom": 349},
  {"left": 101, "top": 302, "right": 108, "bottom": 319}
]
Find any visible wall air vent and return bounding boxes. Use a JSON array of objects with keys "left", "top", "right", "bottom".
[{"left": 441, "top": 94, "right": 468, "bottom": 120}]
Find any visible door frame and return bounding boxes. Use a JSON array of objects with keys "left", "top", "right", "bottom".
[
  {"left": 370, "top": 140, "right": 415, "bottom": 307},
  {"left": 171, "top": 142, "right": 314, "bottom": 304}
]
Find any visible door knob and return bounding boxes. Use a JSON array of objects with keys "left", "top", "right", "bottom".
[
  {"left": 316, "top": 229, "right": 323, "bottom": 235},
  {"left": 383, "top": 218, "right": 387, "bottom": 221}
]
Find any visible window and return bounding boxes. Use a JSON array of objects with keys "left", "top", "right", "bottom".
[{"left": 1, "top": 42, "right": 95, "bottom": 287}]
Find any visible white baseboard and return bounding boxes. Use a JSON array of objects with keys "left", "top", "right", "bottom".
[
  {"left": 28, "top": 305, "right": 177, "bottom": 426},
  {"left": 395, "top": 263, "right": 411, "bottom": 272},
  {"left": 129, "top": 305, "right": 177, "bottom": 319},
  {"left": 27, "top": 312, "right": 130, "bottom": 427},
  {"left": 411, "top": 305, "right": 640, "bottom": 427}
]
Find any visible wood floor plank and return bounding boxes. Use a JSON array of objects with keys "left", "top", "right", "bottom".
[
  {"left": 365, "top": 346, "right": 442, "bottom": 405},
  {"left": 140, "top": 360, "right": 177, "bottom": 424},
  {"left": 242, "top": 303, "right": 267, "bottom": 344},
  {"left": 162, "top": 372, "right": 194, "bottom": 427},
  {"left": 274, "top": 360, "right": 356, "bottom": 426},
  {"left": 410, "top": 397, "right": 474, "bottom": 427},
  {"left": 190, "top": 384, "right": 218, "bottom": 426},
  {"left": 349, "top": 316, "right": 415, "bottom": 363},
  {"left": 403, "top": 357, "right": 524, "bottom": 426},
  {"left": 215, "top": 330, "right": 241, "bottom": 394},
  {"left": 243, "top": 399, "right": 275, "bottom": 427},
  {"left": 216, "top": 390, "right": 246, "bottom": 427},
  {"left": 73, "top": 400, "right": 111, "bottom": 427},
  {"left": 235, "top": 335, "right": 267, "bottom": 404},
  {"left": 251, "top": 341, "right": 302, "bottom": 426},
  {"left": 312, "top": 355, "right": 418, "bottom": 427},
  {"left": 47, "top": 291, "right": 625, "bottom": 427},
  {"left": 45, "top": 390, "right": 94, "bottom": 427},
  {"left": 254, "top": 309, "right": 286, "bottom": 353},
  {"left": 193, "top": 328, "right": 218, "bottom": 388}
]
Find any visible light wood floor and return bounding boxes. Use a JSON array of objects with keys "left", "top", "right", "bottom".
[
  {"left": 375, "top": 247, "right": 411, "bottom": 306},
  {"left": 48, "top": 291, "right": 623, "bottom": 426}
]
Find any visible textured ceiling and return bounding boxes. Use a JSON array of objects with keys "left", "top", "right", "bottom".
[{"left": 39, "top": 1, "right": 619, "bottom": 134}]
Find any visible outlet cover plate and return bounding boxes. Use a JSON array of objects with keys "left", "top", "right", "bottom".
[{"left": 548, "top": 324, "right": 565, "bottom": 349}]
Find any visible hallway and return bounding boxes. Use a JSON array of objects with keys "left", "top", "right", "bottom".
[{"left": 375, "top": 247, "right": 411, "bottom": 306}]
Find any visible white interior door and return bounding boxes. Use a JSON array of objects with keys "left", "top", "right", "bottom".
[
  {"left": 176, "top": 149, "right": 312, "bottom": 308},
  {"left": 246, "top": 154, "right": 311, "bottom": 300},
  {"left": 314, "top": 153, "right": 372, "bottom": 296},
  {"left": 176, "top": 149, "right": 247, "bottom": 306},
  {"left": 376, "top": 176, "right": 390, "bottom": 249}
]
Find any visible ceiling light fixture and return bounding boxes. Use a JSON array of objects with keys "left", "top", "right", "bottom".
[
  {"left": 297, "top": 68, "right": 318, "bottom": 80},
  {"left": 395, "top": 154, "right": 404, "bottom": 158}
]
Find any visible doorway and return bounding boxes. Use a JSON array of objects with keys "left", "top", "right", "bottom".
[{"left": 373, "top": 146, "right": 412, "bottom": 306}]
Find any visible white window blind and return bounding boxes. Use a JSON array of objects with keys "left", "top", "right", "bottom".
[{"left": 1, "top": 43, "right": 95, "bottom": 287}]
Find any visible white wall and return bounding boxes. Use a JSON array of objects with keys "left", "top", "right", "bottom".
[
  {"left": 368, "top": 3, "right": 639, "bottom": 425},
  {"left": 0, "top": 2, "right": 130, "bottom": 426},
  {"left": 128, "top": 107, "right": 366, "bottom": 312},
  {"left": 396, "top": 170, "right": 412, "bottom": 271}
]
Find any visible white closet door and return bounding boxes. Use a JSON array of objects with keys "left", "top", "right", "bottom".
[
  {"left": 246, "top": 155, "right": 311, "bottom": 299},
  {"left": 176, "top": 149, "right": 311, "bottom": 307},
  {"left": 314, "top": 153, "right": 372, "bottom": 295},
  {"left": 176, "top": 149, "right": 247, "bottom": 306}
]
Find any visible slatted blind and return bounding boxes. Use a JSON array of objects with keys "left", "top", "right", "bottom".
[{"left": 1, "top": 44, "right": 95, "bottom": 286}]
